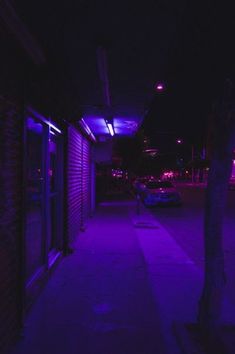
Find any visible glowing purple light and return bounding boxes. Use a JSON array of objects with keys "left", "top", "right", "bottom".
[
  {"left": 176, "top": 139, "right": 182, "bottom": 144},
  {"left": 47, "top": 122, "right": 61, "bottom": 134},
  {"left": 107, "top": 123, "right": 115, "bottom": 136},
  {"left": 28, "top": 108, "right": 61, "bottom": 133},
  {"left": 49, "top": 129, "right": 56, "bottom": 136},
  {"left": 155, "top": 82, "right": 165, "bottom": 91},
  {"left": 79, "top": 118, "right": 96, "bottom": 141},
  {"left": 83, "top": 114, "right": 141, "bottom": 136}
]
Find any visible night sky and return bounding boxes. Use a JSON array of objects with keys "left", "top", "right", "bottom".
[{"left": 14, "top": 0, "right": 235, "bottom": 152}]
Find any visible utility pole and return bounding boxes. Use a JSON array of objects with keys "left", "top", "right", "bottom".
[{"left": 97, "top": 46, "right": 112, "bottom": 108}]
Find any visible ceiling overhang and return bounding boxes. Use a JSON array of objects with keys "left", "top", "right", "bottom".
[
  {"left": 82, "top": 105, "right": 143, "bottom": 138},
  {"left": 83, "top": 115, "right": 142, "bottom": 137}
]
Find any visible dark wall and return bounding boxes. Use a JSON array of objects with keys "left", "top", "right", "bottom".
[
  {"left": 0, "top": 97, "right": 24, "bottom": 353},
  {"left": 0, "top": 9, "right": 83, "bottom": 352},
  {"left": 0, "top": 17, "right": 38, "bottom": 354}
]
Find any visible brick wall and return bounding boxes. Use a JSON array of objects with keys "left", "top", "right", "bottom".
[{"left": 0, "top": 97, "right": 24, "bottom": 353}]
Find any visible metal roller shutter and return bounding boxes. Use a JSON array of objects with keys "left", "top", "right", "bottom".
[
  {"left": 90, "top": 159, "right": 96, "bottom": 214},
  {"left": 82, "top": 137, "right": 91, "bottom": 222},
  {"left": 67, "top": 126, "right": 82, "bottom": 242}
]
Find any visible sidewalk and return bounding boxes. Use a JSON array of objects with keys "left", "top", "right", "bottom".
[
  {"left": 11, "top": 196, "right": 235, "bottom": 354},
  {"left": 11, "top": 197, "right": 167, "bottom": 354},
  {"left": 132, "top": 204, "right": 235, "bottom": 352}
]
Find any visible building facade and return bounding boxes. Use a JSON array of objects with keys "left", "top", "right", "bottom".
[{"left": 0, "top": 3, "right": 95, "bottom": 353}]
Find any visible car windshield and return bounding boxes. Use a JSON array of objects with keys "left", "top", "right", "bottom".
[{"left": 146, "top": 181, "right": 173, "bottom": 189}]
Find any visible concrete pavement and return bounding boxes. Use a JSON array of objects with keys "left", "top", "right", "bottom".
[
  {"left": 11, "top": 198, "right": 166, "bottom": 354},
  {"left": 10, "top": 196, "right": 235, "bottom": 354},
  {"left": 132, "top": 203, "right": 235, "bottom": 353}
]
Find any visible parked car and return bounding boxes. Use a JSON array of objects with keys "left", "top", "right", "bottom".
[{"left": 141, "top": 180, "right": 182, "bottom": 207}]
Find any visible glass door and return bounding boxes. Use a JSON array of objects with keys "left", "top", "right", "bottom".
[
  {"left": 48, "top": 129, "right": 62, "bottom": 258},
  {"left": 25, "top": 115, "right": 63, "bottom": 286},
  {"left": 25, "top": 117, "right": 45, "bottom": 283}
]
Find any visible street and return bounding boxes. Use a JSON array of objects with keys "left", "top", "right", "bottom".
[{"left": 150, "top": 184, "right": 235, "bottom": 306}]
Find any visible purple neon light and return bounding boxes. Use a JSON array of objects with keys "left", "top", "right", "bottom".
[
  {"left": 47, "top": 122, "right": 61, "bottom": 134},
  {"left": 79, "top": 118, "right": 96, "bottom": 141},
  {"left": 107, "top": 123, "right": 115, "bottom": 136},
  {"left": 49, "top": 129, "right": 56, "bottom": 136},
  {"left": 27, "top": 107, "right": 61, "bottom": 133}
]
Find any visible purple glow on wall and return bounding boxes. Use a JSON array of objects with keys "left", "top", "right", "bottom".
[
  {"left": 176, "top": 139, "right": 182, "bottom": 144},
  {"left": 27, "top": 117, "right": 43, "bottom": 133},
  {"left": 83, "top": 116, "right": 108, "bottom": 135},
  {"left": 113, "top": 117, "right": 139, "bottom": 135}
]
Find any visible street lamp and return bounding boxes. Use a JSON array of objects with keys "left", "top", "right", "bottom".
[{"left": 154, "top": 82, "right": 166, "bottom": 92}]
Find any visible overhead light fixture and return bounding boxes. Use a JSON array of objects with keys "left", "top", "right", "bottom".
[
  {"left": 47, "top": 121, "right": 61, "bottom": 134},
  {"left": 28, "top": 107, "right": 62, "bottom": 133},
  {"left": 105, "top": 118, "right": 115, "bottom": 136},
  {"left": 107, "top": 122, "right": 115, "bottom": 136},
  {"left": 79, "top": 118, "right": 96, "bottom": 142}
]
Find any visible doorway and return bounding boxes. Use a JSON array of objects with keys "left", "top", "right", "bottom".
[{"left": 25, "top": 114, "right": 63, "bottom": 288}]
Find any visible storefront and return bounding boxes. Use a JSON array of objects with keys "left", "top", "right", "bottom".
[
  {"left": 23, "top": 109, "right": 96, "bottom": 306},
  {"left": 24, "top": 109, "right": 64, "bottom": 305},
  {"left": 0, "top": 99, "right": 95, "bottom": 353}
]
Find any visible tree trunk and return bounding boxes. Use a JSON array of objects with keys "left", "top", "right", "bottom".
[
  {"left": 198, "top": 150, "right": 232, "bottom": 350},
  {"left": 198, "top": 90, "right": 235, "bottom": 351}
]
